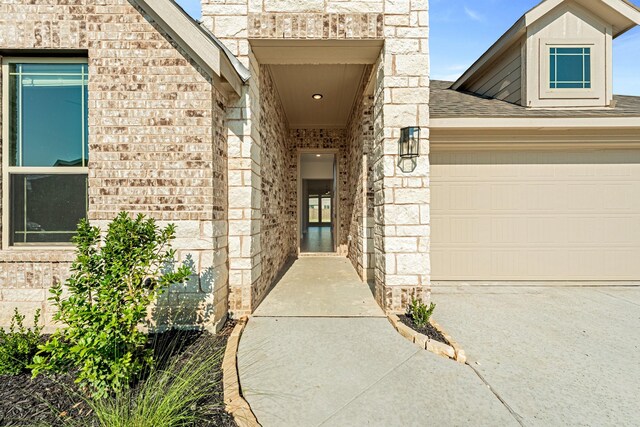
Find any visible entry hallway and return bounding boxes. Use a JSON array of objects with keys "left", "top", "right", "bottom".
[
  {"left": 237, "top": 257, "right": 517, "bottom": 426},
  {"left": 299, "top": 226, "right": 335, "bottom": 253}
]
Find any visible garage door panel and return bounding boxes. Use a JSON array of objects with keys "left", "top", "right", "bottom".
[
  {"left": 567, "top": 217, "right": 604, "bottom": 243},
  {"left": 430, "top": 217, "right": 448, "bottom": 243},
  {"left": 527, "top": 250, "right": 569, "bottom": 277},
  {"left": 527, "top": 183, "right": 566, "bottom": 210},
  {"left": 602, "top": 184, "right": 634, "bottom": 210},
  {"left": 491, "top": 217, "right": 528, "bottom": 243},
  {"left": 451, "top": 185, "right": 491, "bottom": 210},
  {"left": 527, "top": 217, "right": 569, "bottom": 244},
  {"left": 450, "top": 217, "right": 490, "bottom": 243},
  {"left": 567, "top": 250, "right": 604, "bottom": 277},
  {"left": 431, "top": 149, "right": 640, "bottom": 281},
  {"left": 568, "top": 184, "right": 603, "bottom": 211},
  {"left": 490, "top": 250, "right": 529, "bottom": 277},
  {"left": 491, "top": 184, "right": 528, "bottom": 210},
  {"left": 604, "top": 250, "right": 638, "bottom": 276}
]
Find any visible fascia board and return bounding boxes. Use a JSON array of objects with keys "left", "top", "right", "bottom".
[{"left": 430, "top": 117, "right": 640, "bottom": 129}]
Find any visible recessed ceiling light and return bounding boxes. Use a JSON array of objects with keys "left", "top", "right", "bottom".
[
  {"left": 312, "top": 94, "right": 323, "bottom": 100},
  {"left": 316, "top": 154, "right": 321, "bottom": 157}
]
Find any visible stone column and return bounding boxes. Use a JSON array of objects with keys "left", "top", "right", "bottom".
[
  {"left": 201, "top": 1, "right": 262, "bottom": 315},
  {"left": 373, "top": 0, "right": 431, "bottom": 312}
]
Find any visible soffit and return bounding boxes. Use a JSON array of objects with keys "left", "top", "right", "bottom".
[{"left": 269, "top": 64, "right": 366, "bottom": 128}]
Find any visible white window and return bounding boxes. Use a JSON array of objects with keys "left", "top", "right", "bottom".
[{"left": 2, "top": 58, "right": 88, "bottom": 246}]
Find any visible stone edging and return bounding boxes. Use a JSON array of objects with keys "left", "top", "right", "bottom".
[
  {"left": 222, "top": 317, "right": 262, "bottom": 427},
  {"left": 387, "top": 314, "right": 467, "bottom": 364}
]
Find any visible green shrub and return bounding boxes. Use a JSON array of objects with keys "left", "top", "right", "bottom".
[
  {"left": 407, "top": 298, "right": 436, "bottom": 328},
  {"left": 0, "top": 308, "right": 43, "bottom": 375},
  {"left": 76, "top": 334, "right": 225, "bottom": 427},
  {"left": 30, "top": 212, "right": 192, "bottom": 397}
]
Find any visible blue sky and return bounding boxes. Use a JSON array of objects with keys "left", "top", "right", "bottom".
[{"left": 177, "top": 0, "right": 640, "bottom": 95}]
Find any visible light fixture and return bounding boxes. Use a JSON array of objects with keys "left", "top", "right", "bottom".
[
  {"left": 312, "top": 93, "right": 323, "bottom": 100},
  {"left": 398, "top": 127, "right": 420, "bottom": 173},
  {"left": 316, "top": 154, "right": 321, "bottom": 157},
  {"left": 398, "top": 127, "right": 420, "bottom": 160}
]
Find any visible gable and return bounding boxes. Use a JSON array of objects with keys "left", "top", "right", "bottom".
[{"left": 453, "top": 0, "right": 640, "bottom": 104}]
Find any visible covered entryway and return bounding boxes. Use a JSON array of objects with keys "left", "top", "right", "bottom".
[{"left": 431, "top": 148, "right": 640, "bottom": 281}]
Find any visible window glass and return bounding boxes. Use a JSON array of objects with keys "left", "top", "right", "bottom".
[
  {"left": 5, "top": 61, "right": 88, "bottom": 246},
  {"left": 549, "top": 47, "right": 591, "bottom": 89},
  {"left": 10, "top": 174, "right": 88, "bottom": 244},
  {"left": 308, "top": 196, "right": 319, "bottom": 223},
  {"left": 9, "top": 63, "right": 88, "bottom": 167},
  {"left": 321, "top": 196, "right": 331, "bottom": 224}
]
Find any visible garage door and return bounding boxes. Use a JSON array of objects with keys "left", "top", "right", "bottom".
[{"left": 431, "top": 149, "right": 640, "bottom": 281}]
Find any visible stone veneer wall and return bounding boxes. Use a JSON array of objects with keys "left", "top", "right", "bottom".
[
  {"left": 371, "top": 0, "right": 431, "bottom": 311},
  {"left": 0, "top": 0, "right": 229, "bottom": 331},
  {"left": 201, "top": 1, "right": 384, "bottom": 59}
]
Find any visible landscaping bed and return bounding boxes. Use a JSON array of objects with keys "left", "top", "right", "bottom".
[
  {"left": 0, "top": 322, "right": 237, "bottom": 427},
  {"left": 398, "top": 314, "right": 448, "bottom": 343}
]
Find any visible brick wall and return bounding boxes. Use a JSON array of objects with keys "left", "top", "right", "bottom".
[
  {"left": 256, "top": 65, "right": 296, "bottom": 307},
  {"left": 0, "top": 0, "right": 229, "bottom": 331},
  {"left": 345, "top": 80, "right": 375, "bottom": 281}
]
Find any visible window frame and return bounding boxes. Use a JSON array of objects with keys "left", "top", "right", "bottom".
[
  {"left": 549, "top": 46, "right": 591, "bottom": 89},
  {"left": 539, "top": 39, "right": 598, "bottom": 100},
  {"left": 1, "top": 57, "right": 89, "bottom": 249}
]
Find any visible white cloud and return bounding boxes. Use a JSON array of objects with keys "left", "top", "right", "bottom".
[
  {"left": 445, "top": 64, "right": 468, "bottom": 72},
  {"left": 464, "top": 6, "right": 484, "bottom": 22}
]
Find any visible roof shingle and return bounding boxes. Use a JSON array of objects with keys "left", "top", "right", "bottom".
[{"left": 430, "top": 80, "right": 640, "bottom": 119}]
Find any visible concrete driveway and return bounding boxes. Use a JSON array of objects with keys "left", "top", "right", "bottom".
[{"left": 433, "top": 285, "right": 640, "bottom": 426}]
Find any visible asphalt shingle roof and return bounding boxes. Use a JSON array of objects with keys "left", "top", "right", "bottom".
[{"left": 430, "top": 80, "right": 640, "bottom": 119}]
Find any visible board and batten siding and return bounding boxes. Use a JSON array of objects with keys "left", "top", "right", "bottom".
[{"left": 462, "top": 42, "right": 523, "bottom": 105}]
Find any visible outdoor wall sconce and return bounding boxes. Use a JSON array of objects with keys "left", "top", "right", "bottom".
[{"left": 398, "top": 126, "right": 420, "bottom": 172}]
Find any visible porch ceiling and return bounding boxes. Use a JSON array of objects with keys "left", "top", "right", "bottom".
[{"left": 269, "top": 64, "right": 367, "bottom": 128}]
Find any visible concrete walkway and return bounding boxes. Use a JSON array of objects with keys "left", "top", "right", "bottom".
[
  {"left": 252, "top": 257, "right": 383, "bottom": 317},
  {"left": 433, "top": 285, "right": 640, "bottom": 426},
  {"left": 238, "top": 258, "right": 516, "bottom": 427}
]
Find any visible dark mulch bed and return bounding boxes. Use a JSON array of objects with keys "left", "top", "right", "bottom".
[
  {"left": 0, "top": 322, "right": 237, "bottom": 427},
  {"left": 399, "top": 315, "right": 448, "bottom": 344}
]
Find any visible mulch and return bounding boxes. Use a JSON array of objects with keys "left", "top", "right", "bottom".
[
  {"left": 398, "top": 314, "right": 448, "bottom": 343},
  {"left": 0, "top": 322, "right": 237, "bottom": 427}
]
